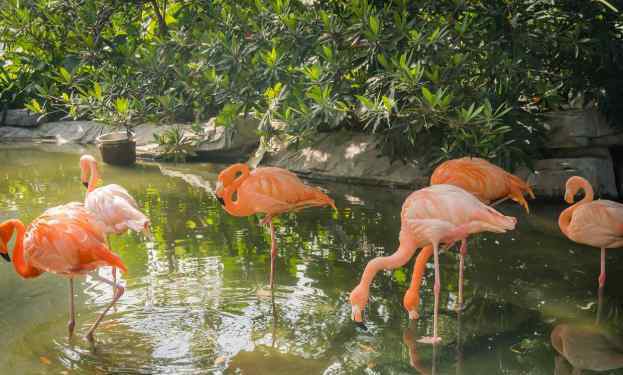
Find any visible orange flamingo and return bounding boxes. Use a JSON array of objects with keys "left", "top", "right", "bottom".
[
  {"left": 80, "top": 154, "right": 149, "bottom": 290},
  {"left": 349, "top": 184, "right": 516, "bottom": 344},
  {"left": 431, "top": 157, "right": 534, "bottom": 212},
  {"left": 214, "top": 163, "right": 335, "bottom": 287},
  {"left": 0, "top": 202, "right": 127, "bottom": 343},
  {"left": 559, "top": 176, "right": 623, "bottom": 290}
]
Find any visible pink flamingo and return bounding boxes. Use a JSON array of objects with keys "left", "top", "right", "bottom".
[
  {"left": 0, "top": 202, "right": 127, "bottom": 343},
  {"left": 215, "top": 163, "right": 335, "bottom": 288},
  {"left": 350, "top": 184, "right": 516, "bottom": 344},
  {"left": 80, "top": 154, "right": 149, "bottom": 291},
  {"left": 559, "top": 176, "right": 623, "bottom": 290}
]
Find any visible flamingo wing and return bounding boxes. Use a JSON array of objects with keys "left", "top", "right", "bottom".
[
  {"left": 24, "top": 203, "right": 126, "bottom": 275},
  {"left": 240, "top": 168, "right": 335, "bottom": 215},
  {"left": 86, "top": 184, "right": 149, "bottom": 234}
]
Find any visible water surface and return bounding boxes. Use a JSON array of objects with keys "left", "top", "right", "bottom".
[{"left": 1, "top": 144, "right": 623, "bottom": 374}]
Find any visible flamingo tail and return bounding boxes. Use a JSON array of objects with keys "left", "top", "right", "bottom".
[{"left": 506, "top": 173, "right": 535, "bottom": 213}]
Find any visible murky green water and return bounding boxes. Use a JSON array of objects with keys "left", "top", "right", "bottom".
[{"left": 1, "top": 144, "right": 623, "bottom": 374}]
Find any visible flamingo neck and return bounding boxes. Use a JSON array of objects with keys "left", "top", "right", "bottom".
[
  {"left": 403, "top": 245, "right": 433, "bottom": 313},
  {"left": 223, "top": 165, "right": 254, "bottom": 217},
  {"left": 87, "top": 161, "right": 100, "bottom": 193},
  {"left": 559, "top": 180, "right": 594, "bottom": 236},
  {"left": 5, "top": 220, "right": 40, "bottom": 278}
]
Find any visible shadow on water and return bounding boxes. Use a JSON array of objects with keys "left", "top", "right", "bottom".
[{"left": 2, "top": 144, "right": 623, "bottom": 374}]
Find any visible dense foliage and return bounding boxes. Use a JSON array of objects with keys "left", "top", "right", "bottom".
[{"left": 1, "top": 0, "right": 621, "bottom": 166}]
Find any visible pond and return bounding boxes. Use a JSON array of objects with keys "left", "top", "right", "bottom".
[{"left": 1, "top": 144, "right": 623, "bottom": 374}]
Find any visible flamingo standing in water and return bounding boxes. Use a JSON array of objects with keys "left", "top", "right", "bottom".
[
  {"left": 349, "top": 184, "right": 516, "bottom": 344},
  {"left": 214, "top": 163, "right": 335, "bottom": 288},
  {"left": 80, "top": 154, "right": 149, "bottom": 291},
  {"left": 559, "top": 176, "right": 623, "bottom": 290},
  {"left": 0, "top": 202, "right": 127, "bottom": 343},
  {"left": 431, "top": 157, "right": 535, "bottom": 212},
  {"left": 406, "top": 157, "right": 535, "bottom": 313}
]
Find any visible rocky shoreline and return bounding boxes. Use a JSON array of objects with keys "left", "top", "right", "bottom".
[{"left": 1, "top": 108, "right": 621, "bottom": 199}]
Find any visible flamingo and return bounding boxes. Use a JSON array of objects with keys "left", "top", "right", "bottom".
[
  {"left": 80, "top": 154, "right": 149, "bottom": 291},
  {"left": 559, "top": 176, "right": 623, "bottom": 290},
  {"left": 214, "top": 163, "right": 335, "bottom": 288},
  {"left": 431, "top": 157, "right": 534, "bottom": 212},
  {"left": 349, "top": 184, "right": 516, "bottom": 344},
  {"left": 0, "top": 202, "right": 127, "bottom": 343}
]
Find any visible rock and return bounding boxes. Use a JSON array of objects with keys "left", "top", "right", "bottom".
[
  {"left": 134, "top": 116, "right": 261, "bottom": 162},
  {"left": 261, "top": 130, "right": 428, "bottom": 188},
  {"left": 0, "top": 120, "right": 109, "bottom": 143},
  {"left": 1, "top": 109, "right": 42, "bottom": 127},
  {"left": 545, "top": 109, "right": 623, "bottom": 149},
  {"left": 524, "top": 157, "right": 618, "bottom": 199}
]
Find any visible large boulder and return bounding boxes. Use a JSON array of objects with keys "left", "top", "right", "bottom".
[
  {"left": 261, "top": 130, "right": 428, "bottom": 188},
  {"left": 545, "top": 109, "right": 623, "bottom": 149},
  {"left": 521, "top": 157, "right": 618, "bottom": 199},
  {"left": 1, "top": 109, "right": 42, "bottom": 127}
]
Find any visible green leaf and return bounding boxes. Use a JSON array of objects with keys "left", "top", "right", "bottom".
[
  {"left": 58, "top": 67, "right": 71, "bottom": 84},
  {"left": 421, "top": 86, "right": 434, "bottom": 106},
  {"left": 369, "top": 15, "right": 380, "bottom": 35}
]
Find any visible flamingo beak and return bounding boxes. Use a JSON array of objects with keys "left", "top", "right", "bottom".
[
  {"left": 217, "top": 197, "right": 225, "bottom": 206},
  {"left": 82, "top": 181, "right": 89, "bottom": 189},
  {"left": 0, "top": 242, "right": 9, "bottom": 262},
  {"left": 1, "top": 253, "right": 9, "bottom": 262}
]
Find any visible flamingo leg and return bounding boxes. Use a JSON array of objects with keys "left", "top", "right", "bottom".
[
  {"left": 599, "top": 247, "right": 606, "bottom": 288},
  {"left": 85, "top": 273, "right": 124, "bottom": 344},
  {"left": 269, "top": 219, "right": 277, "bottom": 289},
  {"left": 457, "top": 239, "right": 467, "bottom": 312},
  {"left": 418, "top": 242, "right": 442, "bottom": 344},
  {"left": 106, "top": 236, "right": 116, "bottom": 295},
  {"left": 68, "top": 278, "right": 75, "bottom": 338}
]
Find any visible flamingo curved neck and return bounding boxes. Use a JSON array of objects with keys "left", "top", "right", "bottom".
[
  {"left": 559, "top": 181, "right": 594, "bottom": 236},
  {"left": 6, "top": 220, "right": 39, "bottom": 278},
  {"left": 87, "top": 161, "right": 99, "bottom": 193},
  {"left": 223, "top": 165, "right": 254, "bottom": 217}
]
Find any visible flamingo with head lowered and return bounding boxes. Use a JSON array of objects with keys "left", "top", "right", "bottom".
[
  {"left": 349, "top": 184, "right": 516, "bottom": 344},
  {"left": 0, "top": 202, "right": 127, "bottom": 343},
  {"left": 80, "top": 154, "right": 149, "bottom": 291},
  {"left": 215, "top": 163, "right": 335, "bottom": 288}
]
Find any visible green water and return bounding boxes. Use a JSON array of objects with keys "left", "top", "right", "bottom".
[{"left": 1, "top": 144, "right": 623, "bottom": 374}]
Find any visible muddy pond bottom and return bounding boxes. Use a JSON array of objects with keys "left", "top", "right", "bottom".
[{"left": 1, "top": 144, "right": 623, "bottom": 374}]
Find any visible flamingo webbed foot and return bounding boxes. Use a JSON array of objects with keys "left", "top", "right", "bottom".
[{"left": 417, "top": 336, "right": 442, "bottom": 345}]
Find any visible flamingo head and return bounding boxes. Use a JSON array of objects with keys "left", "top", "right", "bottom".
[
  {"left": 0, "top": 221, "right": 13, "bottom": 262},
  {"left": 80, "top": 154, "right": 99, "bottom": 190},
  {"left": 215, "top": 163, "right": 249, "bottom": 205},
  {"left": 349, "top": 284, "right": 369, "bottom": 324},
  {"left": 564, "top": 176, "right": 590, "bottom": 204},
  {"left": 403, "top": 288, "right": 421, "bottom": 320}
]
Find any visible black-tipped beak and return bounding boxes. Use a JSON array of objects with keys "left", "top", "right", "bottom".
[
  {"left": 82, "top": 182, "right": 89, "bottom": 189},
  {"left": 355, "top": 321, "right": 368, "bottom": 331},
  {"left": 217, "top": 197, "right": 225, "bottom": 206},
  {"left": 1, "top": 253, "right": 10, "bottom": 262}
]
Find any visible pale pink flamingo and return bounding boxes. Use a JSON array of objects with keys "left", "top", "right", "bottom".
[
  {"left": 350, "top": 184, "right": 516, "bottom": 344},
  {"left": 559, "top": 176, "right": 623, "bottom": 291},
  {"left": 80, "top": 154, "right": 149, "bottom": 290},
  {"left": 215, "top": 163, "right": 335, "bottom": 288},
  {"left": 0, "top": 202, "right": 127, "bottom": 343}
]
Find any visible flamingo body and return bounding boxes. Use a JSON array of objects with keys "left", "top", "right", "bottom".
[{"left": 431, "top": 157, "right": 534, "bottom": 212}]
